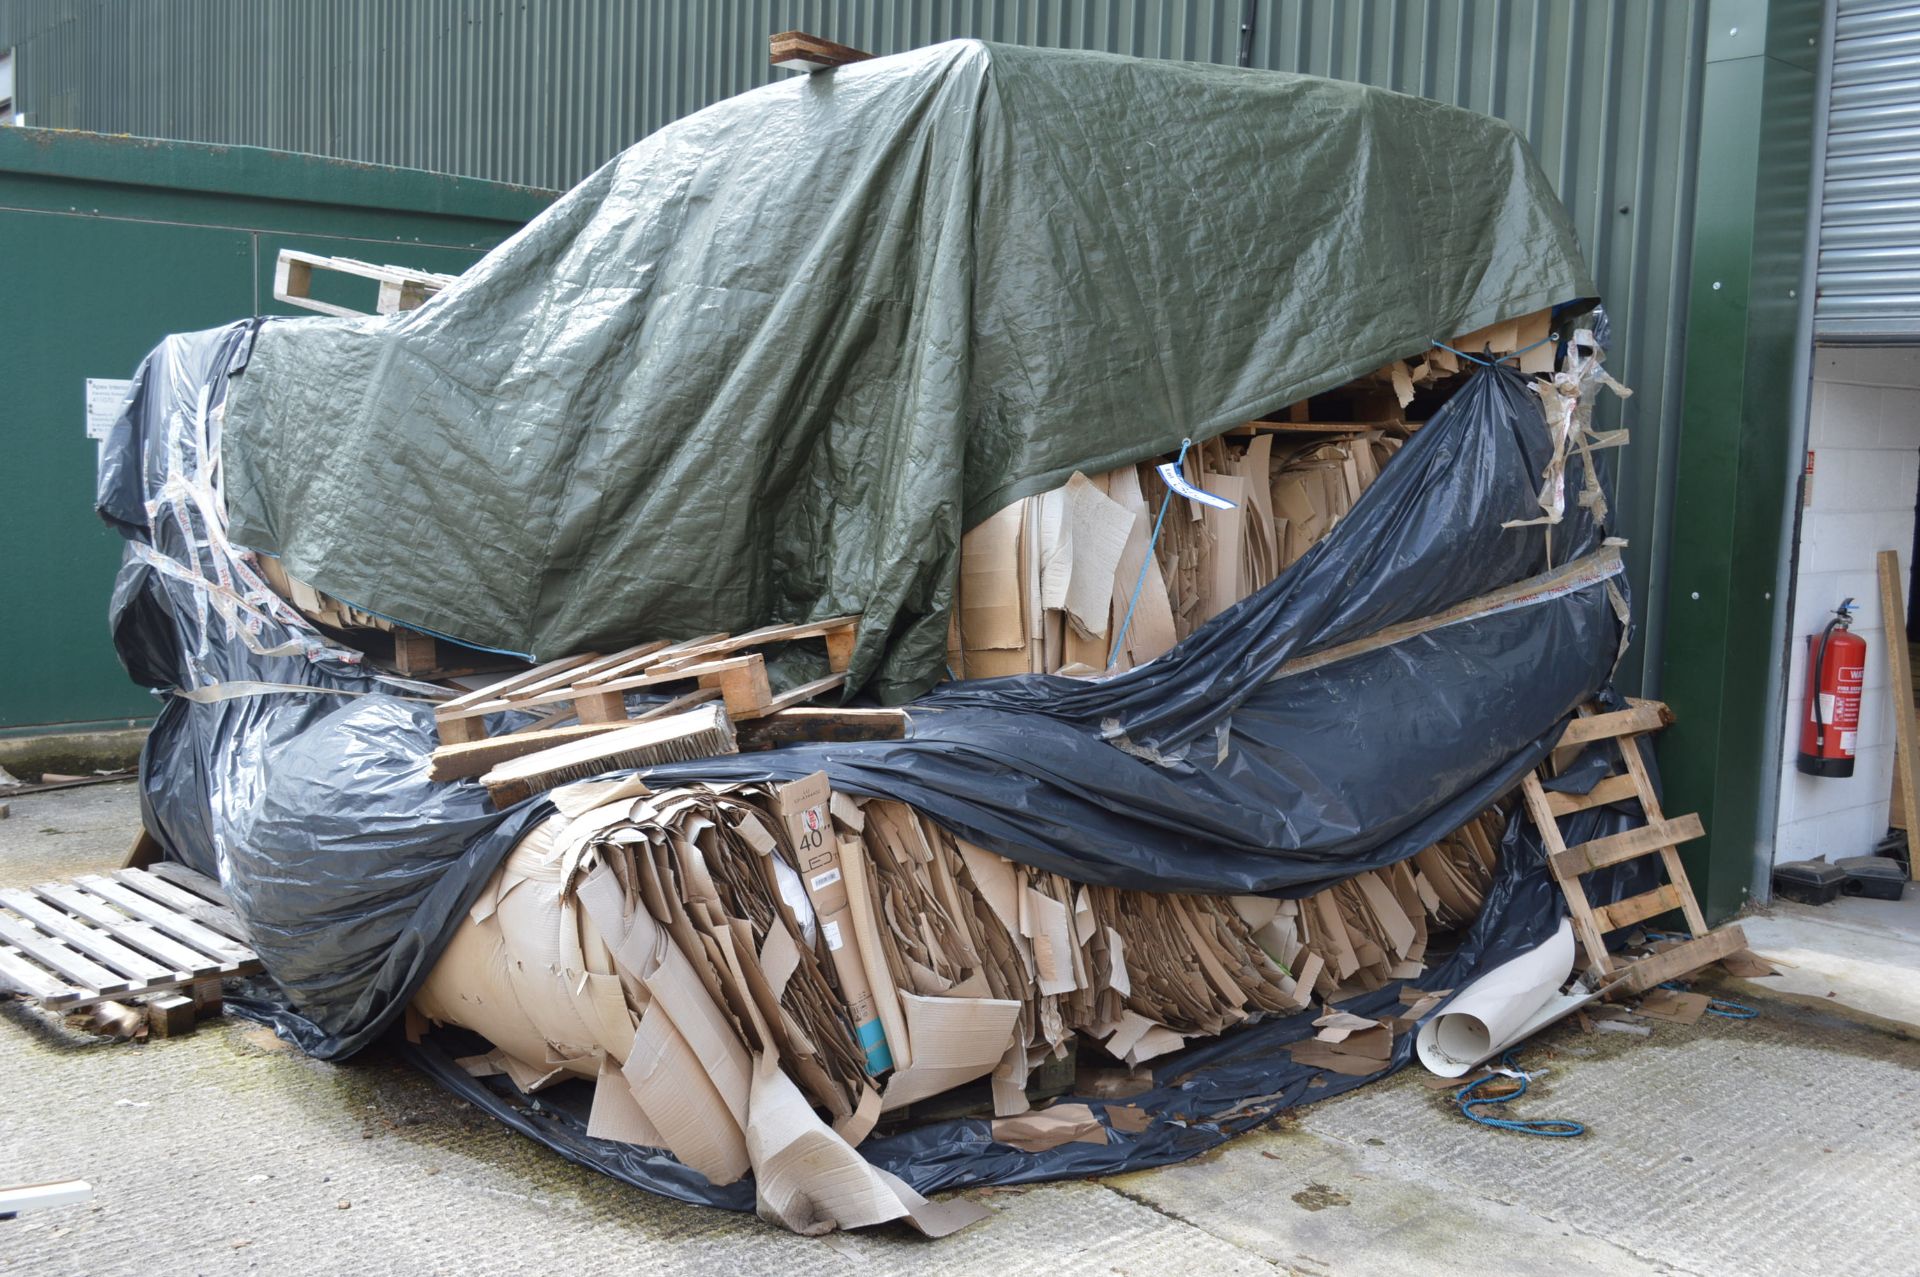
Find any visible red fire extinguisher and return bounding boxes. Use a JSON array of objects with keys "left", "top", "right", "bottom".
[{"left": 1798, "top": 598, "right": 1866, "bottom": 778}]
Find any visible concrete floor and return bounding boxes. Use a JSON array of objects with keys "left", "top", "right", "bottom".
[{"left": 3, "top": 782, "right": 1919, "bottom": 1276}]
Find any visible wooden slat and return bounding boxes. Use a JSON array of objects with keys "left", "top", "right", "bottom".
[
  {"left": 732, "top": 671, "right": 847, "bottom": 721},
  {"left": 1601, "top": 925, "right": 1748, "bottom": 999},
  {"left": 1557, "top": 700, "right": 1670, "bottom": 748},
  {"left": 0, "top": 946, "right": 78, "bottom": 1003},
  {"left": 434, "top": 653, "right": 595, "bottom": 716},
  {"left": 73, "top": 877, "right": 251, "bottom": 962},
  {"left": 1879, "top": 549, "right": 1920, "bottom": 882},
  {"left": 110, "top": 871, "right": 251, "bottom": 945},
  {"left": 1543, "top": 772, "right": 1642, "bottom": 817},
  {"left": 577, "top": 633, "right": 730, "bottom": 687},
  {"left": 638, "top": 616, "right": 861, "bottom": 676},
  {"left": 1591, "top": 883, "right": 1686, "bottom": 934},
  {"left": 1522, "top": 774, "right": 1613, "bottom": 979},
  {"left": 144, "top": 862, "right": 233, "bottom": 910},
  {"left": 0, "top": 912, "right": 134, "bottom": 997},
  {"left": 1549, "top": 813, "right": 1705, "bottom": 879},
  {"left": 1613, "top": 732, "right": 1711, "bottom": 936},
  {"left": 31, "top": 883, "right": 239, "bottom": 975},
  {"left": 498, "top": 643, "right": 668, "bottom": 701},
  {"left": 0, "top": 889, "right": 182, "bottom": 983}
]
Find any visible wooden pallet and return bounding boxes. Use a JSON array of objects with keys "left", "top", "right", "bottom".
[
  {"left": 0, "top": 863, "right": 260, "bottom": 1029},
  {"left": 273, "top": 249, "right": 458, "bottom": 318},
  {"left": 1519, "top": 698, "right": 1746, "bottom": 999},
  {"left": 433, "top": 615, "right": 861, "bottom": 745}
]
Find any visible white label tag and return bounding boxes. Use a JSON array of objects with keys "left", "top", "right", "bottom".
[
  {"left": 822, "top": 919, "right": 844, "bottom": 951},
  {"left": 809, "top": 866, "right": 842, "bottom": 892},
  {"left": 86, "top": 378, "right": 133, "bottom": 441},
  {"left": 1155, "top": 461, "right": 1238, "bottom": 510},
  {"left": 1816, "top": 692, "right": 1836, "bottom": 722},
  {"left": 1840, "top": 730, "right": 1857, "bottom": 753}
]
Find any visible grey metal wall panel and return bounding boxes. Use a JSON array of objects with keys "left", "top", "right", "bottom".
[
  {"left": 0, "top": 0, "right": 1708, "bottom": 691},
  {"left": 1819, "top": 0, "right": 1920, "bottom": 337}
]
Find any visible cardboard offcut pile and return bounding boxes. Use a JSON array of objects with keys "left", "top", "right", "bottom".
[
  {"left": 953, "top": 312, "right": 1554, "bottom": 676},
  {"left": 412, "top": 772, "right": 1504, "bottom": 1233}
]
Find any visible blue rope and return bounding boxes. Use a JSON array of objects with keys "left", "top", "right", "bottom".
[
  {"left": 1108, "top": 437, "right": 1192, "bottom": 669},
  {"left": 1432, "top": 332, "right": 1559, "bottom": 369},
  {"left": 1659, "top": 980, "right": 1758, "bottom": 1020},
  {"left": 1455, "top": 1051, "right": 1585, "bottom": 1138}
]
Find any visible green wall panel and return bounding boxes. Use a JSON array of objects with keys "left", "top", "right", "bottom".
[{"left": 0, "top": 129, "right": 550, "bottom": 729}]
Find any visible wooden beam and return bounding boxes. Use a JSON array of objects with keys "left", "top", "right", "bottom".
[
  {"left": 1601, "top": 925, "right": 1747, "bottom": 999},
  {"left": 1878, "top": 549, "right": 1920, "bottom": 881},
  {"left": 733, "top": 707, "right": 907, "bottom": 750},
  {"left": 769, "top": 30, "right": 873, "bottom": 72}
]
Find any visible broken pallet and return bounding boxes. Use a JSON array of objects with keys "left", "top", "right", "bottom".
[
  {"left": 432, "top": 615, "right": 861, "bottom": 745},
  {"left": 1520, "top": 698, "right": 1744, "bottom": 998},
  {"left": 273, "top": 249, "right": 458, "bottom": 318},
  {"left": 0, "top": 864, "right": 260, "bottom": 1031}
]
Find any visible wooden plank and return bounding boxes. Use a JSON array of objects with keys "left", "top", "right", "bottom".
[
  {"left": 1518, "top": 775, "right": 1570, "bottom": 856},
  {"left": 0, "top": 912, "right": 134, "bottom": 997},
  {"left": 109, "top": 870, "right": 251, "bottom": 945},
  {"left": 500, "top": 643, "right": 665, "bottom": 700},
  {"left": 769, "top": 30, "right": 874, "bottom": 71},
  {"left": 1613, "top": 732, "right": 1711, "bottom": 936},
  {"left": 30, "top": 883, "right": 239, "bottom": 975},
  {"left": 1542, "top": 772, "right": 1642, "bottom": 817},
  {"left": 733, "top": 707, "right": 907, "bottom": 750},
  {"left": 578, "top": 633, "right": 730, "bottom": 687},
  {"left": 1601, "top": 925, "right": 1747, "bottom": 999},
  {"left": 1549, "top": 813, "right": 1705, "bottom": 878},
  {"left": 732, "top": 671, "right": 846, "bottom": 721},
  {"left": 0, "top": 889, "right": 183, "bottom": 982},
  {"left": 1557, "top": 701, "right": 1670, "bottom": 747},
  {"left": 1523, "top": 775, "right": 1614, "bottom": 979},
  {"left": 1272, "top": 548, "right": 1623, "bottom": 683},
  {"left": 638, "top": 616, "right": 862, "bottom": 677},
  {"left": 144, "top": 862, "right": 233, "bottom": 910},
  {"left": 428, "top": 689, "right": 721, "bottom": 781},
  {"left": 65, "top": 878, "right": 252, "bottom": 964},
  {"left": 1879, "top": 549, "right": 1920, "bottom": 882},
  {"left": 0, "top": 945, "right": 80, "bottom": 1003},
  {"left": 1591, "top": 883, "right": 1686, "bottom": 934},
  {"left": 434, "top": 653, "right": 595, "bottom": 715},
  {"left": 442, "top": 656, "right": 743, "bottom": 721}
]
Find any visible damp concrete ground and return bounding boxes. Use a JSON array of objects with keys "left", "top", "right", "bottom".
[{"left": 2, "top": 782, "right": 1917, "bottom": 1276}]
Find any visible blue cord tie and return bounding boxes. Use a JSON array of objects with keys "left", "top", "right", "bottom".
[
  {"left": 1455, "top": 1051, "right": 1585, "bottom": 1138},
  {"left": 1108, "top": 436, "right": 1192, "bottom": 669}
]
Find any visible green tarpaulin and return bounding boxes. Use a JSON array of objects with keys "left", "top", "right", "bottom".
[{"left": 223, "top": 39, "right": 1592, "bottom": 701}]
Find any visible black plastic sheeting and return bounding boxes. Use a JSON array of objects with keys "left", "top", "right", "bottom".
[{"left": 102, "top": 320, "right": 1651, "bottom": 1210}]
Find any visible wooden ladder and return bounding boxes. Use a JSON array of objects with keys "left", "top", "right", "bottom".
[{"left": 1519, "top": 698, "right": 1746, "bottom": 998}]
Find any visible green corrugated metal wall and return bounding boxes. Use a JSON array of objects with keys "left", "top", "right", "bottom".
[{"left": 0, "top": 0, "right": 1710, "bottom": 693}]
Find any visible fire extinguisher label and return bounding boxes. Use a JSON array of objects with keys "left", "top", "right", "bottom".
[
  {"left": 1817, "top": 692, "right": 1836, "bottom": 722},
  {"left": 1841, "top": 730, "right": 1858, "bottom": 752}
]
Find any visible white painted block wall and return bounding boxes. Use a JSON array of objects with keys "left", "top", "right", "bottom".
[{"left": 1774, "top": 347, "right": 1920, "bottom": 866}]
